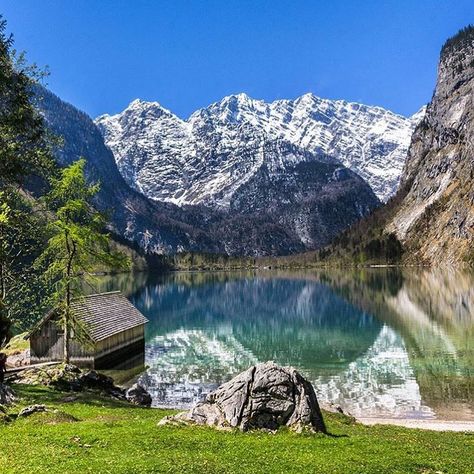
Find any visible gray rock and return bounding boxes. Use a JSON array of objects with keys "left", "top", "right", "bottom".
[
  {"left": 5, "top": 348, "right": 30, "bottom": 368},
  {"left": 61, "top": 395, "right": 79, "bottom": 403},
  {"left": 160, "top": 362, "right": 326, "bottom": 433},
  {"left": 18, "top": 404, "right": 47, "bottom": 418},
  {"left": 0, "top": 383, "right": 16, "bottom": 405},
  {"left": 79, "top": 370, "right": 116, "bottom": 390},
  {"left": 125, "top": 383, "right": 152, "bottom": 406}
]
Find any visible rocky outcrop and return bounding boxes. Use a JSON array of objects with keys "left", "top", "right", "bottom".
[
  {"left": 386, "top": 25, "right": 474, "bottom": 264},
  {"left": 16, "top": 404, "right": 79, "bottom": 423},
  {"left": 12, "top": 364, "right": 84, "bottom": 391},
  {"left": 10, "top": 364, "right": 153, "bottom": 407},
  {"left": 159, "top": 362, "right": 326, "bottom": 433},
  {"left": 11, "top": 364, "right": 130, "bottom": 401}
]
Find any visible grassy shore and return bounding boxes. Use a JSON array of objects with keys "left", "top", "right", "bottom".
[{"left": 0, "top": 385, "right": 473, "bottom": 474}]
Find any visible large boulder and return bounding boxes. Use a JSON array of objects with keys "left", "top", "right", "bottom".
[{"left": 160, "top": 362, "right": 326, "bottom": 433}]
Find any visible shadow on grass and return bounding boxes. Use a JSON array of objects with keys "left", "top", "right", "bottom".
[{"left": 325, "top": 432, "right": 349, "bottom": 438}]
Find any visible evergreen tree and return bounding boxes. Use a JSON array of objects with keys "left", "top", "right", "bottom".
[
  {"left": 37, "top": 159, "right": 129, "bottom": 362},
  {"left": 0, "top": 17, "right": 54, "bottom": 345},
  {"left": 0, "top": 17, "right": 53, "bottom": 186}
]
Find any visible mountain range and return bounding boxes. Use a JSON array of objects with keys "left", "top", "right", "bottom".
[
  {"left": 96, "top": 93, "right": 423, "bottom": 204},
  {"left": 36, "top": 88, "right": 424, "bottom": 257}
]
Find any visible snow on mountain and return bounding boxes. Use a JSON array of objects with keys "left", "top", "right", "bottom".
[{"left": 96, "top": 93, "right": 424, "bottom": 205}]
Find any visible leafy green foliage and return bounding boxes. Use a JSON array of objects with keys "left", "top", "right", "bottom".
[
  {"left": 0, "top": 17, "right": 54, "bottom": 187},
  {"left": 0, "top": 189, "right": 50, "bottom": 341},
  {"left": 0, "top": 16, "right": 55, "bottom": 345},
  {"left": 37, "top": 159, "right": 130, "bottom": 361}
]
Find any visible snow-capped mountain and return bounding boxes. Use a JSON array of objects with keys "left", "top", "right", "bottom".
[{"left": 96, "top": 93, "right": 424, "bottom": 204}]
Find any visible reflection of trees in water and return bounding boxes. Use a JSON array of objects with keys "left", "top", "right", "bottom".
[{"left": 316, "top": 267, "right": 474, "bottom": 414}]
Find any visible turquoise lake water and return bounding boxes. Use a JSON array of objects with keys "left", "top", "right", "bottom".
[{"left": 98, "top": 268, "right": 473, "bottom": 420}]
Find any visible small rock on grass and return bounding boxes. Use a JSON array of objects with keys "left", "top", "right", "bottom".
[
  {"left": 125, "top": 383, "right": 152, "bottom": 406},
  {"left": 18, "top": 404, "right": 47, "bottom": 418}
]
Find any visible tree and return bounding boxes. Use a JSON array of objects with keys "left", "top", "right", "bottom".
[
  {"left": 0, "top": 17, "right": 54, "bottom": 345},
  {"left": 0, "top": 198, "right": 12, "bottom": 346},
  {"left": 0, "top": 190, "right": 49, "bottom": 340},
  {"left": 37, "top": 159, "right": 129, "bottom": 362},
  {"left": 0, "top": 17, "right": 53, "bottom": 187}
]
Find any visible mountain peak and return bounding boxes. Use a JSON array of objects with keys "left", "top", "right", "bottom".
[
  {"left": 219, "top": 92, "right": 255, "bottom": 107},
  {"left": 126, "top": 98, "right": 173, "bottom": 115},
  {"left": 97, "top": 92, "right": 423, "bottom": 203},
  {"left": 299, "top": 92, "right": 318, "bottom": 102},
  {"left": 234, "top": 92, "right": 251, "bottom": 101}
]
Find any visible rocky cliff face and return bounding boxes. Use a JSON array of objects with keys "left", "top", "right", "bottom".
[
  {"left": 97, "top": 93, "right": 422, "bottom": 204},
  {"left": 387, "top": 26, "right": 474, "bottom": 264}
]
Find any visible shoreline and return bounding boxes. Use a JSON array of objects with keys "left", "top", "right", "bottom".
[{"left": 357, "top": 417, "right": 474, "bottom": 432}]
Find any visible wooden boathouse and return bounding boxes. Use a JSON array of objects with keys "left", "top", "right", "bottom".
[{"left": 28, "top": 292, "right": 148, "bottom": 369}]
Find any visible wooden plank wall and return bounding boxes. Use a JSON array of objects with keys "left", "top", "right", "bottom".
[
  {"left": 30, "top": 318, "right": 145, "bottom": 367},
  {"left": 95, "top": 325, "right": 145, "bottom": 357},
  {"left": 30, "top": 318, "right": 94, "bottom": 364}
]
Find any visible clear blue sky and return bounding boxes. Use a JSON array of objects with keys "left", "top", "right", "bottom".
[{"left": 2, "top": 0, "right": 473, "bottom": 119}]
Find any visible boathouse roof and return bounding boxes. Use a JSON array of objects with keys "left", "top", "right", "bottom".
[{"left": 28, "top": 292, "right": 149, "bottom": 342}]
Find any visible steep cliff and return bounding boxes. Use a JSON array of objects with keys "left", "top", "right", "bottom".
[
  {"left": 387, "top": 25, "right": 474, "bottom": 264},
  {"left": 273, "top": 26, "right": 474, "bottom": 266}
]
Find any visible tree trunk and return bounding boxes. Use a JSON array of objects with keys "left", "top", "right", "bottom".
[
  {"left": 64, "top": 232, "right": 76, "bottom": 364},
  {"left": 64, "top": 306, "right": 70, "bottom": 363}
]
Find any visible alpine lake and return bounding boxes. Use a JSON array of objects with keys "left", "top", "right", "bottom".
[{"left": 95, "top": 268, "right": 473, "bottom": 421}]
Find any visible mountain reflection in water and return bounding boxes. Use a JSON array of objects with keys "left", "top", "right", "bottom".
[{"left": 95, "top": 268, "right": 473, "bottom": 420}]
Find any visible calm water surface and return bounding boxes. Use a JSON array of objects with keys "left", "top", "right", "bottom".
[{"left": 97, "top": 268, "right": 473, "bottom": 420}]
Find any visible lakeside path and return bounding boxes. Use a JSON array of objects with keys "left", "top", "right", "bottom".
[{"left": 358, "top": 418, "right": 474, "bottom": 432}]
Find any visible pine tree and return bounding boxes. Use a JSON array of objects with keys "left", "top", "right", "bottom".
[{"left": 37, "top": 159, "right": 130, "bottom": 362}]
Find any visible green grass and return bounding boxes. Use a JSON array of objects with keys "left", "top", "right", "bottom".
[
  {"left": 3, "top": 333, "right": 29, "bottom": 356},
  {"left": 0, "top": 385, "right": 473, "bottom": 474}
]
